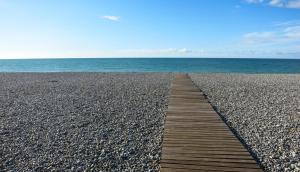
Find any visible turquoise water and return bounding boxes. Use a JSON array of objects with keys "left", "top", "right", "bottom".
[{"left": 0, "top": 58, "right": 300, "bottom": 73}]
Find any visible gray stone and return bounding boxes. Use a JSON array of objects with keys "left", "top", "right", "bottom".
[
  {"left": 190, "top": 73, "right": 300, "bottom": 172},
  {"left": 0, "top": 73, "right": 171, "bottom": 172}
]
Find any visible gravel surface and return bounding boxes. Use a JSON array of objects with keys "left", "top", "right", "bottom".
[
  {"left": 0, "top": 73, "right": 171, "bottom": 172},
  {"left": 189, "top": 73, "right": 300, "bottom": 172}
]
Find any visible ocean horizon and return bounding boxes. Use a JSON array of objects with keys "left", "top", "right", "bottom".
[{"left": 0, "top": 58, "right": 300, "bottom": 73}]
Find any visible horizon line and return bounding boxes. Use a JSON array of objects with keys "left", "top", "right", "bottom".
[{"left": 0, "top": 57, "right": 300, "bottom": 60}]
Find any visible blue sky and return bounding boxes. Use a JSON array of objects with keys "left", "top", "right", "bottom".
[{"left": 0, "top": 0, "right": 300, "bottom": 58}]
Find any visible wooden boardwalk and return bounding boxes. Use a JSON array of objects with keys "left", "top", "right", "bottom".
[{"left": 160, "top": 74, "right": 262, "bottom": 172}]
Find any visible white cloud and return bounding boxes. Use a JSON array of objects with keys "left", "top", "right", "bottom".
[
  {"left": 178, "top": 48, "right": 192, "bottom": 54},
  {"left": 121, "top": 48, "right": 193, "bottom": 55},
  {"left": 2, "top": 48, "right": 299, "bottom": 59},
  {"left": 287, "top": 0, "right": 300, "bottom": 8},
  {"left": 242, "top": 32, "right": 276, "bottom": 44},
  {"left": 284, "top": 26, "right": 300, "bottom": 39},
  {"left": 274, "top": 20, "right": 300, "bottom": 27},
  {"left": 276, "top": 51, "right": 300, "bottom": 56},
  {"left": 0, "top": 48, "right": 193, "bottom": 59},
  {"left": 101, "top": 15, "right": 120, "bottom": 21},
  {"left": 245, "top": 0, "right": 300, "bottom": 8},
  {"left": 284, "top": 25, "right": 300, "bottom": 32},
  {"left": 242, "top": 25, "right": 300, "bottom": 44},
  {"left": 269, "top": 0, "right": 284, "bottom": 7}
]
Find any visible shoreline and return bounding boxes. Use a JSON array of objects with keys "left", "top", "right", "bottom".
[{"left": 1, "top": 58, "right": 300, "bottom": 74}]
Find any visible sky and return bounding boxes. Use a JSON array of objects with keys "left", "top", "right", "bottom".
[{"left": 0, "top": 0, "right": 300, "bottom": 59}]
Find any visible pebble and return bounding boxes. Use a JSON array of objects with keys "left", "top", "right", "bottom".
[
  {"left": 0, "top": 73, "right": 171, "bottom": 172},
  {"left": 190, "top": 73, "right": 300, "bottom": 172}
]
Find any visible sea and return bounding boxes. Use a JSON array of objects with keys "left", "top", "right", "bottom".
[{"left": 0, "top": 58, "right": 300, "bottom": 73}]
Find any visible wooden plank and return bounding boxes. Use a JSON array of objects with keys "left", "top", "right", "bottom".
[
  {"left": 160, "top": 74, "right": 262, "bottom": 172},
  {"left": 162, "top": 157, "right": 257, "bottom": 163},
  {"left": 168, "top": 105, "right": 213, "bottom": 110},
  {"left": 161, "top": 160, "right": 259, "bottom": 168},
  {"left": 161, "top": 164, "right": 261, "bottom": 172},
  {"left": 161, "top": 153, "right": 256, "bottom": 161},
  {"left": 170, "top": 94, "right": 206, "bottom": 98},
  {"left": 162, "top": 144, "right": 246, "bottom": 149}
]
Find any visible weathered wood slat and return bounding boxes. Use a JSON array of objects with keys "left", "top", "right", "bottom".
[
  {"left": 161, "top": 164, "right": 261, "bottom": 172},
  {"left": 160, "top": 74, "right": 262, "bottom": 172},
  {"left": 161, "top": 160, "right": 260, "bottom": 168},
  {"left": 162, "top": 154, "right": 256, "bottom": 160}
]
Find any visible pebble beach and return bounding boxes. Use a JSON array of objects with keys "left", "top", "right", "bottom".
[
  {"left": 1, "top": 72, "right": 299, "bottom": 172},
  {"left": 0, "top": 73, "right": 171, "bottom": 171},
  {"left": 190, "top": 74, "right": 300, "bottom": 172}
]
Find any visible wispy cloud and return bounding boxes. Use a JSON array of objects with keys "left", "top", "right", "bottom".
[
  {"left": 284, "top": 26, "right": 300, "bottom": 39},
  {"left": 273, "top": 20, "right": 300, "bottom": 27},
  {"left": 245, "top": 0, "right": 300, "bottom": 9},
  {"left": 286, "top": 0, "right": 300, "bottom": 8},
  {"left": 177, "top": 48, "right": 192, "bottom": 54},
  {"left": 120, "top": 48, "right": 193, "bottom": 55},
  {"left": 242, "top": 32, "right": 276, "bottom": 44},
  {"left": 269, "top": 0, "right": 283, "bottom": 7},
  {"left": 101, "top": 15, "right": 120, "bottom": 21},
  {"left": 242, "top": 24, "right": 300, "bottom": 44},
  {"left": 276, "top": 51, "right": 300, "bottom": 56},
  {"left": 2, "top": 48, "right": 299, "bottom": 59}
]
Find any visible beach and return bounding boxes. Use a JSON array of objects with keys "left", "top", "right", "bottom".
[
  {"left": 2, "top": 0, "right": 300, "bottom": 170},
  {"left": 1, "top": 73, "right": 299, "bottom": 172},
  {"left": 190, "top": 74, "right": 300, "bottom": 172},
  {"left": 0, "top": 73, "right": 171, "bottom": 171}
]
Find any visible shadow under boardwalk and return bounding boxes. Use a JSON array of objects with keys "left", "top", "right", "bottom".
[{"left": 160, "top": 74, "right": 263, "bottom": 172}]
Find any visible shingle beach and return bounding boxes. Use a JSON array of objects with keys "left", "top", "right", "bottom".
[
  {"left": 1, "top": 73, "right": 300, "bottom": 172},
  {"left": 190, "top": 74, "right": 300, "bottom": 172},
  {"left": 0, "top": 73, "right": 171, "bottom": 171}
]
